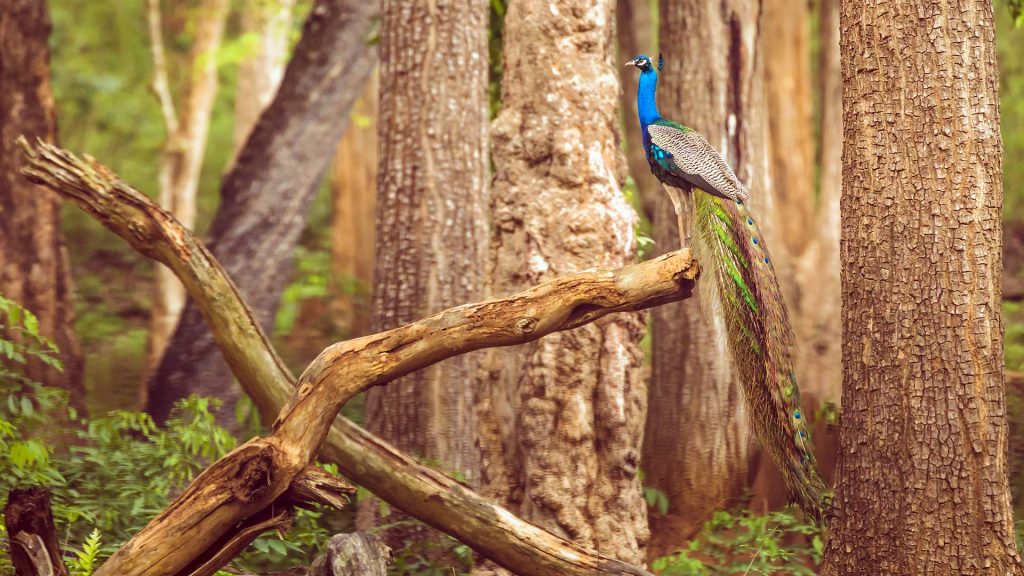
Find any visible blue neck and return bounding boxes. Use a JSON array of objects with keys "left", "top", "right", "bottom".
[{"left": 637, "top": 69, "right": 661, "bottom": 127}]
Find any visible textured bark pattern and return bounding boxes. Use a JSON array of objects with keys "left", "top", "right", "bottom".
[
  {"left": 310, "top": 534, "right": 391, "bottom": 576},
  {"left": 4, "top": 487, "right": 68, "bottom": 576},
  {"left": 481, "top": 0, "right": 647, "bottom": 563},
  {"left": 330, "top": 76, "right": 378, "bottom": 338},
  {"left": 822, "top": 0, "right": 1020, "bottom": 573},
  {"left": 363, "top": 0, "right": 489, "bottom": 498},
  {"left": 148, "top": 0, "right": 230, "bottom": 372},
  {"left": 0, "top": 0, "right": 84, "bottom": 408},
  {"left": 147, "top": 0, "right": 379, "bottom": 424},
  {"left": 642, "top": 0, "right": 767, "bottom": 554}
]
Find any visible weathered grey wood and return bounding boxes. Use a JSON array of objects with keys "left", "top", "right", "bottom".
[
  {"left": 310, "top": 534, "right": 391, "bottom": 576},
  {"left": 4, "top": 488, "right": 68, "bottom": 576}
]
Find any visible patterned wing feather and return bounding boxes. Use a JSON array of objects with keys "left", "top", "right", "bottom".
[{"left": 648, "top": 122, "right": 751, "bottom": 203}]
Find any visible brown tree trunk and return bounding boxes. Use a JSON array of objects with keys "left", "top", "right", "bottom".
[
  {"left": 232, "top": 0, "right": 297, "bottom": 156},
  {"left": 146, "top": 0, "right": 379, "bottom": 424},
  {"left": 822, "top": 0, "right": 1021, "bottom": 572},
  {"left": 641, "top": 0, "right": 769, "bottom": 556},
  {"left": 146, "top": 0, "right": 229, "bottom": 375},
  {"left": 790, "top": 0, "right": 843, "bottom": 485},
  {"left": 479, "top": 0, "right": 648, "bottom": 565},
  {"left": 763, "top": 0, "right": 814, "bottom": 257},
  {"left": 330, "top": 75, "right": 378, "bottom": 339},
  {"left": 0, "top": 0, "right": 84, "bottom": 410},
  {"left": 358, "top": 0, "right": 490, "bottom": 543}
]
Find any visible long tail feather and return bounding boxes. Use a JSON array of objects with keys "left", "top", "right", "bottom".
[{"left": 691, "top": 189, "right": 830, "bottom": 521}]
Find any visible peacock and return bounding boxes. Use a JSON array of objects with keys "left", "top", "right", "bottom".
[{"left": 626, "top": 54, "right": 830, "bottom": 521}]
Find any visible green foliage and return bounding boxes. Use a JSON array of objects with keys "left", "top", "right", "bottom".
[
  {"left": 1010, "top": 0, "right": 1024, "bottom": 27},
  {"left": 650, "top": 508, "right": 823, "bottom": 575},
  {"left": 67, "top": 529, "right": 103, "bottom": 576}
]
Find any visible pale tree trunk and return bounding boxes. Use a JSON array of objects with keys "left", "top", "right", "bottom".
[
  {"left": 642, "top": 0, "right": 769, "bottom": 555},
  {"left": 479, "top": 0, "right": 647, "bottom": 565},
  {"left": 331, "top": 75, "right": 378, "bottom": 338},
  {"left": 146, "top": 0, "right": 229, "bottom": 377},
  {"left": 0, "top": 0, "right": 84, "bottom": 410},
  {"left": 358, "top": 0, "right": 490, "bottom": 544},
  {"left": 616, "top": 0, "right": 659, "bottom": 220},
  {"left": 233, "top": 0, "right": 297, "bottom": 155},
  {"left": 822, "top": 0, "right": 1021, "bottom": 572},
  {"left": 145, "top": 0, "right": 379, "bottom": 425}
]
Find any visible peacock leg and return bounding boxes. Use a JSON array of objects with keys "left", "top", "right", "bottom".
[{"left": 664, "top": 186, "right": 690, "bottom": 251}]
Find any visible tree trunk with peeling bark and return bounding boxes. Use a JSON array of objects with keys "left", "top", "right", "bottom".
[
  {"left": 0, "top": 0, "right": 84, "bottom": 410},
  {"left": 822, "top": 0, "right": 1020, "bottom": 572},
  {"left": 642, "top": 0, "right": 769, "bottom": 556},
  {"left": 359, "top": 0, "right": 490, "bottom": 546},
  {"left": 146, "top": 0, "right": 230, "bottom": 375},
  {"left": 146, "top": 0, "right": 379, "bottom": 424},
  {"left": 479, "top": 0, "right": 648, "bottom": 565}
]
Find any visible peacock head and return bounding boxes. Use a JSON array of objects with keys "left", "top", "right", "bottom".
[{"left": 625, "top": 53, "right": 663, "bottom": 73}]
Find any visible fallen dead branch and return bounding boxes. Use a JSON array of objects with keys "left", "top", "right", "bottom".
[{"left": 19, "top": 138, "right": 696, "bottom": 576}]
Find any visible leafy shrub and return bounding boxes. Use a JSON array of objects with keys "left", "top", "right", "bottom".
[{"left": 650, "top": 507, "right": 823, "bottom": 575}]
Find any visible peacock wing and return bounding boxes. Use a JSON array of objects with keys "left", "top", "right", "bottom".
[{"left": 648, "top": 122, "right": 751, "bottom": 203}]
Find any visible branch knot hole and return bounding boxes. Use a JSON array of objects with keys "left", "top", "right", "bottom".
[{"left": 515, "top": 317, "right": 538, "bottom": 335}]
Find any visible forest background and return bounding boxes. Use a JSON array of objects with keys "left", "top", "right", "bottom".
[{"left": 2, "top": 0, "right": 1023, "bottom": 574}]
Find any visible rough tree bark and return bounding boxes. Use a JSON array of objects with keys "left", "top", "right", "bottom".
[
  {"left": 146, "top": 0, "right": 379, "bottom": 424},
  {"left": 0, "top": 0, "right": 84, "bottom": 409},
  {"left": 359, "top": 0, "right": 489, "bottom": 547},
  {"left": 822, "top": 0, "right": 1021, "bottom": 573},
  {"left": 642, "top": 0, "right": 769, "bottom": 555},
  {"left": 232, "top": 0, "right": 297, "bottom": 156},
  {"left": 480, "top": 0, "right": 648, "bottom": 564},
  {"left": 331, "top": 76, "right": 378, "bottom": 338},
  {"left": 145, "top": 0, "right": 230, "bottom": 372}
]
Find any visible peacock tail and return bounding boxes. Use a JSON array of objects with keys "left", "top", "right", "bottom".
[{"left": 691, "top": 190, "right": 830, "bottom": 522}]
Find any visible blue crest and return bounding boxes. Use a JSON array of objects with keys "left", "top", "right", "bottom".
[{"left": 657, "top": 53, "right": 664, "bottom": 71}]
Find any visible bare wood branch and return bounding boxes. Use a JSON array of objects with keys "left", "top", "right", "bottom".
[
  {"left": 287, "top": 466, "right": 356, "bottom": 510},
  {"left": 19, "top": 139, "right": 690, "bottom": 576}
]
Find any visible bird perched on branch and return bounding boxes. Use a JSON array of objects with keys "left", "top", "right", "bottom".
[{"left": 626, "top": 53, "right": 830, "bottom": 522}]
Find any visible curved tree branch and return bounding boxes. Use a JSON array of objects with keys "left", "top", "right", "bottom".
[{"left": 19, "top": 139, "right": 694, "bottom": 576}]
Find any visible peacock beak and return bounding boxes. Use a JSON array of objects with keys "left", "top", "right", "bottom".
[{"left": 625, "top": 59, "right": 638, "bottom": 68}]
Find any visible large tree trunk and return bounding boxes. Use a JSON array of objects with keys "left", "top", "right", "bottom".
[
  {"left": 146, "top": 0, "right": 379, "bottom": 424},
  {"left": 0, "top": 0, "right": 84, "bottom": 409},
  {"left": 146, "top": 0, "right": 230, "bottom": 374},
  {"left": 359, "top": 0, "right": 489, "bottom": 543},
  {"left": 642, "top": 0, "right": 768, "bottom": 555},
  {"left": 479, "top": 0, "right": 648, "bottom": 564},
  {"left": 330, "top": 75, "right": 378, "bottom": 339},
  {"left": 822, "top": 0, "right": 1021, "bottom": 572},
  {"left": 232, "top": 0, "right": 297, "bottom": 156}
]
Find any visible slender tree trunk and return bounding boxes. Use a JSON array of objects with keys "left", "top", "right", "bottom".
[
  {"left": 479, "top": 0, "right": 648, "bottom": 565},
  {"left": 0, "top": 0, "right": 84, "bottom": 410},
  {"left": 616, "top": 0, "right": 659, "bottom": 221},
  {"left": 359, "top": 0, "right": 489, "bottom": 542},
  {"left": 232, "top": 0, "right": 297, "bottom": 156},
  {"left": 146, "top": 0, "right": 229, "bottom": 375},
  {"left": 331, "top": 75, "right": 378, "bottom": 339},
  {"left": 822, "top": 0, "right": 1020, "bottom": 572},
  {"left": 642, "top": 0, "right": 768, "bottom": 555},
  {"left": 790, "top": 0, "right": 843, "bottom": 485},
  {"left": 146, "top": 0, "right": 379, "bottom": 424},
  {"left": 763, "top": 0, "right": 813, "bottom": 257}
]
